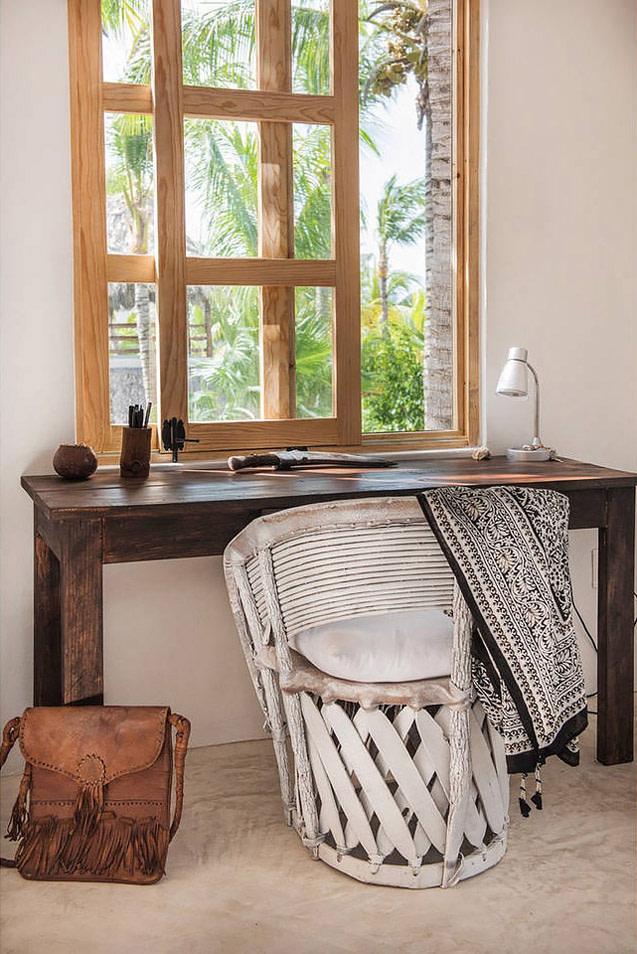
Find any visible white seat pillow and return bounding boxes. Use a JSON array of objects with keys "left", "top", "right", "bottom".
[{"left": 288, "top": 608, "right": 453, "bottom": 684}]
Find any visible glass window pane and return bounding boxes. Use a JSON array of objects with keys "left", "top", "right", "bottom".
[
  {"left": 105, "top": 113, "right": 155, "bottom": 255},
  {"left": 108, "top": 283, "right": 157, "bottom": 425},
  {"left": 181, "top": 0, "right": 256, "bottom": 89},
  {"left": 293, "top": 124, "right": 332, "bottom": 259},
  {"left": 101, "top": 0, "right": 151, "bottom": 84},
  {"left": 295, "top": 287, "right": 333, "bottom": 418},
  {"left": 184, "top": 119, "right": 258, "bottom": 257},
  {"left": 359, "top": 0, "right": 454, "bottom": 433},
  {"left": 187, "top": 286, "right": 260, "bottom": 422},
  {"left": 292, "top": 0, "right": 330, "bottom": 95}
]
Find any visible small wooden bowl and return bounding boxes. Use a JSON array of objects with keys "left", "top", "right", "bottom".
[{"left": 53, "top": 443, "right": 98, "bottom": 480}]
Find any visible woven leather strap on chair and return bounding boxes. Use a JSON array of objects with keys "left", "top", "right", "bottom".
[{"left": 0, "top": 707, "right": 191, "bottom": 883}]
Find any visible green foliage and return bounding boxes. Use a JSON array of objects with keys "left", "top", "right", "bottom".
[
  {"left": 295, "top": 287, "right": 333, "bottom": 418},
  {"left": 100, "top": 0, "right": 147, "bottom": 36},
  {"left": 291, "top": 3, "right": 331, "bottom": 95},
  {"left": 188, "top": 286, "right": 260, "bottom": 422},
  {"left": 182, "top": 1, "right": 255, "bottom": 89},
  {"left": 101, "top": 0, "right": 151, "bottom": 84},
  {"left": 105, "top": 113, "right": 153, "bottom": 253},
  {"left": 362, "top": 278, "right": 425, "bottom": 433},
  {"left": 362, "top": 328, "right": 425, "bottom": 433},
  {"left": 293, "top": 124, "right": 332, "bottom": 260},
  {"left": 362, "top": 1, "right": 429, "bottom": 126},
  {"left": 184, "top": 119, "right": 258, "bottom": 257}
]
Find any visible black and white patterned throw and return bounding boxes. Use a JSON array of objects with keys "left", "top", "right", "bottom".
[{"left": 419, "top": 486, "right": 588, "bottom": 775}]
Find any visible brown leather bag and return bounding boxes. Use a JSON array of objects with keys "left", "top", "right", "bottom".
[{"left": 0, "top": 706, "right": 190, "bottom": 884}]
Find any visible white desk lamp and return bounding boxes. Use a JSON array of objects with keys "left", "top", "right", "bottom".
[{"left": 496, "top": 347, "right": 553, "bottom": 462}]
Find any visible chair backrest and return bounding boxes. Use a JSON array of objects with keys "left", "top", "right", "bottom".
[{"left": 223, "top": 496, "right": 454, "bottom": 642}]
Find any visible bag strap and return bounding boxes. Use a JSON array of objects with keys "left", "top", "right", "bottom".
[
  {"left": 0, "top": 717, "right": 21, "bottom": 867},
  {"left": 168, "top": 712, "right": 191, "bottom": 841},
  {"left": 0, "top": 717, "right": 20, "bottom": 769}
]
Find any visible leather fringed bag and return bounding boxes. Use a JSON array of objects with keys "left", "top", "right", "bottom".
[{"left": 0, "top": 706, "right": 190, "bottom": 884}]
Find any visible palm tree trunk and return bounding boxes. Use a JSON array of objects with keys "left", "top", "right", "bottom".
[
  {"left": 135, "top": 282, "right": 155, "bottom": 405},
  {"left": 423, "top": 0, "right": 453, "bottom": 431},
  {"left": 130, "top": 208, "right": 155, "bottom": 407},
  {"left": 378, "top": 247, "right": 389, "bottom": 332},
  {"left": 204, "top": 296, "right": 213, "bottom": 357}
]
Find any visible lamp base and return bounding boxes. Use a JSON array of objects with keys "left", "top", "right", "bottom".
[{"left": 506, "top": 447, "right": 552, "bottom": 462}]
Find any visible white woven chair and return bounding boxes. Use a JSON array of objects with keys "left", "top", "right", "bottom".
[{"left": 223, "top": 496, "right": 509, "bottom": 888}]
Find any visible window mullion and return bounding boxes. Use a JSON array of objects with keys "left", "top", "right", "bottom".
[
  {"left": 151, "top": 0, "right": 188, "bottom": 426},
  {"left": 331, "top": 0, "right": 361, "bottom": 445},
  {"left": 256, "top": 0, "right": 295, "bottom": 420},
  {"left": 69, "top": 0, "right": 111, "bottom": 451}
]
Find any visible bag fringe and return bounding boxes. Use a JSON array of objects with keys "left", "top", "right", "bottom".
[
  {"left": 14, "top": 814, "right": 169, "bottom": 879},
  {"left": 6, "top": 766, "right": 32, "bottom": 842}
]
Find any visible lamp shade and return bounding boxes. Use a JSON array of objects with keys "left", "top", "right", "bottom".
[{"left": 496, "top": 347, "right": 529, "bottom": 397}]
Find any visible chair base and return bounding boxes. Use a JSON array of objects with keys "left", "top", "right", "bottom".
[
  {"left": 290, "top": 693, "right": 510, "bottom": 889},
  {"left": 315, "top": 834, "right": 507, "bottom": 889}
]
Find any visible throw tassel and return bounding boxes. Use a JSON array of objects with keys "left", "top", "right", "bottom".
[
  {"left": 518, "top": 773, "right": 531, "bottom": 817},
  {"left": 530, "top": 764, "right": 543, "bottom": 810}
]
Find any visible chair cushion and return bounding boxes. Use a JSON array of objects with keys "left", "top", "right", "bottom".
[{"left": 288, "top": 608, "right": 453, "bottom": 684}]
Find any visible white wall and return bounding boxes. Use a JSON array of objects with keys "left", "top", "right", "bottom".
[
  {"left": 1, "top": 0, "right": 75, "bottom": 749},
  {"left": 483, "top": 0, "right": 637, "bottom": 690},
  {"left": 485, "top": 0, "right": 637, "bottom": 467},
  {"left": 1, "top": 1, "right": 635, "bottom": 766}
]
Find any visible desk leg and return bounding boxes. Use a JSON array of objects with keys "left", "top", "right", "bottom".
[
  {"left": 34, "top": 525, "right": 62, "bottom": 705},
  {"left": 59, "top": 520, "right": 104, "bottom": 705},
  {"left": 597, "top": 487, "right": 635, "bottom": 764},
  {"left": 34, "top": 518, "right": 104, "bottom": 706}
]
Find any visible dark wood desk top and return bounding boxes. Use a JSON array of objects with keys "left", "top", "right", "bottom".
[{"left": 22, "top": 456, "right": 637, "bottom": 521}]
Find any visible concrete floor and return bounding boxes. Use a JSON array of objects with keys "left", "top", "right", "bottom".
[{"left": 1, "top": 711, "right": 635, "bottom": 954}]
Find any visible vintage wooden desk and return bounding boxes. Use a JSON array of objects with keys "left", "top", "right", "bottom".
[{"left": 22, "top": 456, "right": 636, "bottom": 765}]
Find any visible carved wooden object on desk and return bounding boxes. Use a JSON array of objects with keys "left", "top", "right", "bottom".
[{"left": 119, "top": 427, "right": 152, "bottom": 479}]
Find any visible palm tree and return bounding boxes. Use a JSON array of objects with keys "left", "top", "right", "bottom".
[
  {"left": 181, "top": 1, "right": 331, "bottom": 96},
  {"left": 105, "top": 112, "right": 156, "bottom": 405},
  {"left": 181, "top": 1, "right": 256, "bottom": 90},
  {"left": 184, "top": 118, "right": 259, "bottom": 257},
  {"left": 375, "top": 175, "right": 426, "bottom": 329},
  {"left": 362, "top": 0, "right": 454, "bottom": 429}
]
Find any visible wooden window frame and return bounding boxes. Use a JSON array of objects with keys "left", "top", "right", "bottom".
[{"left": 68, "top": 0, "right": 480, "bottom": 455}]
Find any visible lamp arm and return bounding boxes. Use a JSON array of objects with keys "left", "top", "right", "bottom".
[{"left": 527, "top": 362, "right": 541, "bottom": 445}]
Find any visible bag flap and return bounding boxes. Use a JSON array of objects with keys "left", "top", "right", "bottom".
[{"left": 19, "top": 707, "right": 169, "bottom": 785}]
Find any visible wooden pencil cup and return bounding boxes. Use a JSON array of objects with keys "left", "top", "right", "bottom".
[{"left": 120, "top": 427, "right": 152, "bottom": 478}]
